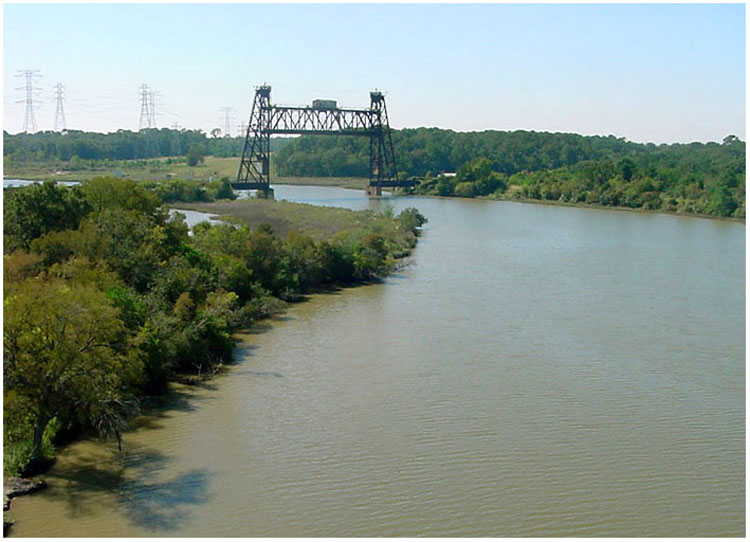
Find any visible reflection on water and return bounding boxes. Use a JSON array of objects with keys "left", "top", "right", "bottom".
[
  {"left": 8, "top": 187, "right": 745, "bottom": 537},
  {"left": 3, "top": 179, "right": 80, "bottom": 188}
]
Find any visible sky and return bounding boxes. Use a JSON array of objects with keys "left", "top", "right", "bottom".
[{"left": 3, "top": 2, "right": 746, "bottom": 144}]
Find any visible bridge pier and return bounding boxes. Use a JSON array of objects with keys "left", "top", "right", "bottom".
[
  {"left": 366, "top": 185, "right": 382, "bottom": 197},
  {"left": 256, "top": 187, "right": 275, "bottom": 199}
]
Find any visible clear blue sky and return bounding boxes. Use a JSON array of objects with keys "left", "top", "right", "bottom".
[{"left": 3, "top": 3, "right": 745, "bottom": 143}]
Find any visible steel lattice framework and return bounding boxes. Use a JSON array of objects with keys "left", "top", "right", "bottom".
[{"left": 236, "top": 85, "right": 413, "bottom": 195}]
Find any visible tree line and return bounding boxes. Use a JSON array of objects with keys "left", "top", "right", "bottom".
[
  {"left": 274, "top": 127, "right": 651, "bottom": 178},
  {"left": 3, "top": 178, "right": 426, "bottom": 475},
  {"left": 412, "top": 137, "right": 745, "bottom": 218},
  {"left": 3, "top": 129, "right": 291, "bottom": 164},
  {"left": 276, "top": 129, "right": 745, "bottom": 218}
]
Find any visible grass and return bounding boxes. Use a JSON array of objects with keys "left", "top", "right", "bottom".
[
  {"left": 174, "top": 198, "right": 380, "bottom": 240},
  {"left": 4, "top": 155, "right": 369, "bottom": 189}
]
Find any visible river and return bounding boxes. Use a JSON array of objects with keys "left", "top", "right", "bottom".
[{"left": 8, "top": 186, "right": 745, "bottom": 537}]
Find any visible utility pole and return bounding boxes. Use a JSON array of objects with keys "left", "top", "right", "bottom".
[
  {"left": 15, "top": 70, "right": 42, "bottom": 133},
  {"left": 53, "top": 83, "right": 67, "bottom": 131},
  {"left": 139, "top": 84, "right": 151, "bottom": 130},
  {"left": 171, "top": 121, "right": 181, "bottom": 130}
]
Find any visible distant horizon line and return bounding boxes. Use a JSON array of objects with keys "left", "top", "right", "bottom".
[{"left": 3, "top": 126, "right": 744, "bottom": 147}]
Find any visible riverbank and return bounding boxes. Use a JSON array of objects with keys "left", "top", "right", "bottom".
[
  {"left": 405, "top": 189, "right": 745, "bottom": 223},
  {"left": 3, "top": 180, "right": 426, "bottom": 534},
  {"left": 3, "top": 478, "right": 47, "bottom": 535},
  {"left": 486, "top": 193, "right": 745, "bottom": 223}
]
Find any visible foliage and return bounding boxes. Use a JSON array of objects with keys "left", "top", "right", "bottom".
[
  {"left": 3, "top": 278, "right": 139, "bottom": 466},
  {"left": 3, "top": 129, "right": 293, "bottom": 165},
  {"left": 3, "top": 181, "right": 91, "bottom": 252},
  {"left": 497, "top": 140, "right": 746, "bottom": 217},
  {"left": 81, "top": 176, "right": 161, "bottom": 214},
  {"left": 274, "top": 128, "right": 652, "bottom": 179},
  {"left": 186, "top": 142, "right": 207, "bottom": 167},
  {"left": 406, "top": 137, "right": 746, "bottom": 218}
]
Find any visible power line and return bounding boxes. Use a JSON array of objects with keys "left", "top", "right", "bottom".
[
  {"left": 15, "top": 70, "right": 42, "bottom": 133},
  {"left": 53, "top": 83, "right": 67, "bottom": 131}
]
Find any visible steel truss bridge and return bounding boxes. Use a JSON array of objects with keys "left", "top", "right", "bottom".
[{"left": 235, "top": 85, "right": 416, "bottom": 196}]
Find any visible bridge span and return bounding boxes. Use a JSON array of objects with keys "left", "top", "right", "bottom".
[{"left": 236, "top": 85, "right": 416, "bottom": 197}]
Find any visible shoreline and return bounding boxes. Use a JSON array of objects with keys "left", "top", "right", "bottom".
[
  {"left": 5, "top": 174, "right": 743, "bottom": 224},
  {"left": 374, "top": 186, "right": 743, "bottom": 224},
  {"left": 2, "top": 190, "right": 423, "bottom": 535},
  {"left": 250, "top": 178, "right": 745, "bottom": 224},
  {"left": 482, "top": 194, "right": 745, "bottom": 223}
]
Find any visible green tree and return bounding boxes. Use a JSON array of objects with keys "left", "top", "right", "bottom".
[
  {"left": 4, "top": 278, "right": 140, "bottom": 467},
  {"left": 618, "top": 158, "right": 637, "bottom": 182},
  {"left": 708, "top": 184, "right": 738, "bottom": 216},
  {"left": 206, "top": 178, "right": 237, "bottom": 200},
  {"left": 186, "top": 143, "right": 206, "bottom": 167},
  {"left": 3, "top": 181, "right": 91, "bottom": 253},
  {"left": 81, "top": 177, "right": 161, "bottom": 215},
  {"left": 454, "top": 181, "right": 476, "bottom": 198}
]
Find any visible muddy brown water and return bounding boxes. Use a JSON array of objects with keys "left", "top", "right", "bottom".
[{"left": 8, "top": 187, "right": 745, "bottom": 536}]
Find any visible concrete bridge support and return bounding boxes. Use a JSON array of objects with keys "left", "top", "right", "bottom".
[{"left": 366, "top": 185, "right": 382, "bottom": 197}]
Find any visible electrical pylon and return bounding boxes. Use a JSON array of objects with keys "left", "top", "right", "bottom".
[
  {"left": 53, "top": 83, "right": 67, "bottom": 131},
  {"left": 15, "top": 70, "right": 42, "bottom": 133},
  {"left": 139, "top": 84, "right": 151, "bottom": 130}
]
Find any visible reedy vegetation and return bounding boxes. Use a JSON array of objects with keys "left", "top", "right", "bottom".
[{"left": 3, "top": 178, "right": 426, "bottom": 476}]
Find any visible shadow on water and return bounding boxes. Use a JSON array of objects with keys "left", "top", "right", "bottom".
[
  {"left": 45, "top": 445, "right": 211, "bottom": 532},
  {"left": 130, "top": 387, "right": 207, "bottom": 432},
  {"left": 237, "top": 323, "right": 274, "bottom": 336},
  {"left": 246, "top": 370, "right": 283, "bottom": 378}
]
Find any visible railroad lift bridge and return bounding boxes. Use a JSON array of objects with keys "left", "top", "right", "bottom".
[{"left": 235, "top": 85, "right": 416, "bottom": 197}]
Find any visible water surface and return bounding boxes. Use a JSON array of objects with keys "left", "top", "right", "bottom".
[{"left": 9, "top": 187, "right": 745, "bottom": 537}]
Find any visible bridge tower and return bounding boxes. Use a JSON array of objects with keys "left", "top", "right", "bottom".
[
  {"left": 235, "top": 85, "right": 415, "bottom": 197},
  {"left": 236, "top": 85, "right": 274, "bottom": 198}
]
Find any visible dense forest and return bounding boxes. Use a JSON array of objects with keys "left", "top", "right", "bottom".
[
  {"left": 3, "top": 178, "right": 426, "bottom": 476},
  {"left": 275, "top": 128, "right": 651, "bottom": 178},
  {"left": 413, "top": 139, "right": 745, "bottom": 217}
]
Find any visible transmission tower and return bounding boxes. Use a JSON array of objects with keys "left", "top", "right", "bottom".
[
  {"left": 53, "top": 83, "right": 67, "bottom": 131},
  {"left": 139, "top": 84, "right": 151, "bottom": 130},
  {"left": 15, "top": 70, "right": 42, "bottom": 133},
  {"left": 220, "top": 107, "right": 234, "bottom": 137}
]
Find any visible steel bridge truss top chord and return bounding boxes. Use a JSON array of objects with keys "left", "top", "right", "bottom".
[{"left": 235, "top": 85, "right": 415, "bottom": 193}]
